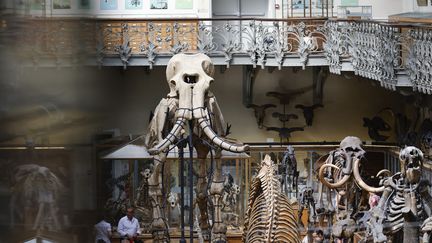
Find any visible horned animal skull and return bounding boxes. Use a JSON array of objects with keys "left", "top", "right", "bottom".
[
  {"left": 166, "top": 53, "right": 215, "bottom": 120},
  {"left": 400, "top": 146, "right": 423, "bottom": 184}
]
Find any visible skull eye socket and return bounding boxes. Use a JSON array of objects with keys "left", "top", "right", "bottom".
[
  {"left": 184, "top": 75, "right": 198, "bottom": 84},
  {"left": 345, "top": 147, "right": 355, "bottom": 152}
]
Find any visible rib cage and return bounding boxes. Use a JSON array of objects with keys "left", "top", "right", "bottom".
[
  {"left": 243, "top": 155, "right": 300, "bottom": 243},
  {"left": 384, "top": 179, "right": 423, "bottom": 236},
  {"left": 331, "top": 152, "right": 344, "bottom": 181}
]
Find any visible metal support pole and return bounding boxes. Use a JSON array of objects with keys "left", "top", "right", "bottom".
[
  {"left": 308, "top": 151, "right": 313, "bottom": 188},
  {"left": 309, "top": 0, "right": 312, "bottom": 17},
  {"left": 188, "top": 120, "right": 194, "bottom": 242},
  {"left": 179, "top": 138, "right": 186, "bottom": 243}
]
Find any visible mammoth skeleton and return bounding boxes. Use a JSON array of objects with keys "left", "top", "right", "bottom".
[
  {"left": 144, "top": 53, "right": 248, "bottom": 242},
  {"left": 317, "top": 136, "right": 368, "bottom": 240}
]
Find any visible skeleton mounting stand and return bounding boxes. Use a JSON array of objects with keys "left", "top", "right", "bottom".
[
  {"left": 177, "top": 136, "right": 187, "bottom": 243},
  {"left": 187, "top": 120, "right": 194, "bottom": 243},
  {"left": 176, "top": 120, "right": 216, "bottom": 243}
]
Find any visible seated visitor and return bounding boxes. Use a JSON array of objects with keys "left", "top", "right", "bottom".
[
  {"left": 117, "top": 207, "right": 142, "bottom": 243},
  {"left": 94, "top": 214, "right": 112, "bottom": 243}
]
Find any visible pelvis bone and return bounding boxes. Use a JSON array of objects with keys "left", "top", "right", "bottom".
[{"left": 148, "top": 53, "right": 248, "bottom": 154}]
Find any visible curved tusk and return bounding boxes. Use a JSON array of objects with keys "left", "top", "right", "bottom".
[
  {"left": 318, "top": 164, "right": 351, "bottom": 189},
  {"left": 198, "top": 117, "right": 249, "bottom": 153},
  {"left": 353, "top": 158, "right": 385, "bottom": 193},
  {"left": 376, "top": 169, "right": 392, "bottom": 178},
  {"left": 148, "top": 117, "right": 186, "bottom": 155}
]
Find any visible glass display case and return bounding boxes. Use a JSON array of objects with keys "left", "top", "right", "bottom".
[
  {"left": 99, "top": 139, "right": 401, "bottom": 234},
  {"left": 99, "top": 136, "right": 250, "bottom": 235}
]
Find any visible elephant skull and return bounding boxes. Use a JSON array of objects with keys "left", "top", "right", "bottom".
[
  {"left": 166, "top": 53, "right": 215, "bottom": 120},
  {"left": 148, "top": 53, "right": 248, "bottom": 155}
]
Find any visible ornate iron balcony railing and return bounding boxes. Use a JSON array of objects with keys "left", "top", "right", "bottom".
[
  {"left": 324, "top": 19, "right": 432, "bottom": 94},
  {"left": 4, "top": 17, "right": 432, "bottom": 94},
  {"left": 94, "top": 18, "right": 327, "bottom": 70}
]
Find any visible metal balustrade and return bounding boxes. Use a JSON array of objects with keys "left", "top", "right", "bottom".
[
  {"left": 95, "top": 18, "right": 327, "bottom": 69},
  {"left": 3, "top": 17, "right": 432, "bottom": 94},
  {"left": 324, "top": 19, "right": 432, "bottom": 94}
]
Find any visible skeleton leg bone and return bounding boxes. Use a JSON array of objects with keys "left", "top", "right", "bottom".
[
  {"left": 149, "top": 154, "right": 169, "bottom": 242},
  {"left": 196, "top": 157, "right": 210, "bottom": 240},
  {"left": 210, "top": 156, "right": 227, "bottom": 243}
]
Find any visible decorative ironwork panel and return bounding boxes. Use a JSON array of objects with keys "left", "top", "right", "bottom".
[
  {"left": 406, "top": 28, "right": 432, "bottom": 94},
  {"left": 96, "top": 19, "right": 325, "bottom": 69},
  {"left": 323, "top": 19, "right": 432, "bottom": 94}
]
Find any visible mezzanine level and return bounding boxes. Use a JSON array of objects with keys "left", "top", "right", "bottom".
[{"left": 1, "top": 16, "right": 432, "bottom": 94}]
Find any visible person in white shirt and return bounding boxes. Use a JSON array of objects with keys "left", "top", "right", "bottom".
[
  {"left": 94, "top": 215, "right": 112, "bottom": 243},
  {"left": 117, "top": 207, "right": 142, "bottom": 243}
]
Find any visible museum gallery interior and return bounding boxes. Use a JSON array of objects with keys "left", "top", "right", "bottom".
[{"left": 1, "top": 0, "right": 432, "bottom": 242}]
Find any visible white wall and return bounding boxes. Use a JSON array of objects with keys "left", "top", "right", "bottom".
[
  {"left": 358, "top": 0, "right": 404, "bottom": 19},
  {"left": 14, "top": 0, "right": 429, "bottom": 19},
  {"left": 16, "top": 0, "right": 210, "bottom": 18},
  {"left": 412, "top": 0, "right": 432, "bottom": 12}
]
